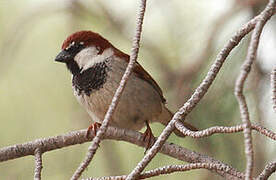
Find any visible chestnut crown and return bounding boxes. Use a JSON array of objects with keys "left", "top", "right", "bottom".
[{"left": 61, "top": 31, "right": 113, "bottom": 53}]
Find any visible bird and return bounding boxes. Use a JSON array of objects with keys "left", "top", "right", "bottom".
[{"left": 55, "top": 30, "right": 197, "bottom": 149}]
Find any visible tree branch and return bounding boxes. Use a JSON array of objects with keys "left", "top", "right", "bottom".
[
  {"left": 272, "top": 66, "right": 276, "bottom": 112},
  {"left": 175, "top": 121, "right": 276, "bottom": 140},
  {"left": 234, "top": 1, "right": 276, "bottom": 179},
  {"left": 175, "top": 4, "right": 242, "bottom": 105},
  {"left": 125, "top": 4, "right": 270, "bottom": 180},
  {"left": 0, "top": 127, "right": 244, "bottom": 179},
  {"left": 257, "top": 161, "right": 276, "bottom": 180},
  {"left": 84, "top": 163, "right": 242, "bottom": 180},
  {"left": 71, "top": 0, "right": 147, "bottom": 179},
  {"left": 0, "top": 1, "right": 275, "bottom": 180},
  {"left": 34, "top": 148, "right": 43, "bottom": 180}
]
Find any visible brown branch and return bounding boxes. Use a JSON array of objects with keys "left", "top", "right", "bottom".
[
  {"left": 272, "top": 66, "right": 276, "bottom": 112},
  {"left": 71, "top": 0, "right": 147, "bottom": 179},
  {"left": 234, "top": 1, "right": 276, "bottom": 179},
  {"left": 0, "top": 127, "right": 244, "bottom": 179},
  {"left": 125, "top": 5, "right": 268, "bottom": 180},
  {"left": 34, "top": 148, "right": 43, "bottom": 180},
  {"left": 84, "top": 163, "right": 242, "bottom": 180},
  {"left": 257, "top": 161, "right": 276, "bottom": 180},
  {"left": 175, "top": 121, "right": 276, "bottom": 140}
]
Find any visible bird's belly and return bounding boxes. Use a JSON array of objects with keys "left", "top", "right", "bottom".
[
  {"left": 73, "top": 86, "right": 147, "bottom": 131},
  {"left": 72, "top": 63, "right": 163, "bottom": 131},
  {"left": 74, "top": 90, "right": 101, "bottom": 123}
]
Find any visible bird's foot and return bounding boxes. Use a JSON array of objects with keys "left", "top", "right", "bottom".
[
  {"left": 86, "top": 122, "right": 101, "bottom": 139},
  {"left": 142, "top": 121, "right": 155, "bottom": 154}
]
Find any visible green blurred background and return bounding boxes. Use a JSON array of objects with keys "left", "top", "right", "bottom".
[{"left": 0, "top": 0, "right": 276, "bottom": 179}]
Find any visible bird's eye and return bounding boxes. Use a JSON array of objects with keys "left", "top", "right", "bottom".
[
  {"left": 65, "top": 41, "right": 84, "bottom": 53},
  {"left": 96, "top": 46, "right": 103, "bottom": 53},
  {"left": 65, "top": 41, "right": 76, "bottom": 51}
]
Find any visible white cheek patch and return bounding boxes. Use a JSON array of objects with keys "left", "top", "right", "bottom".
[
  {"left": 74, "top": 46, "right": 98, "bottom": 69},
  {"left": 74, "top": 47, "right": 114, "bottom": 72}
]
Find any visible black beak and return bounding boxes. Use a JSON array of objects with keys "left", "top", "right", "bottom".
[{"left": 55, "top": 50, "right": 73, "bottom": 63}]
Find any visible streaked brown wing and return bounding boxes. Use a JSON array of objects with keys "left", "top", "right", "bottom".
[
  {"left": 114, "top": 48, "right": 166, "bottom": 103},
  {"left": 133, "top": 62, "right": 166, "bottom": 103}
]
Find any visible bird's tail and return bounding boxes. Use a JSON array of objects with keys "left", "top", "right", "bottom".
[{"left": 158, "top": 106, "right": 197, "bottom": 137}]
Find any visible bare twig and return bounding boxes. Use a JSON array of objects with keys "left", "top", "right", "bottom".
[
  {"left": 97, "top": 2, "right": 177, "bottom": 85},
  {"left": 234, "top": 1, "right": 276, "bottom": 179},
  {"left": 0, "top": 127, "right": 244, "bottom": 179},
  {"left": 34, "top": 148, "right": 43, "bottom": 180},
  {"left": 272, "top": 66, "right": 276, "bottom": 112},
  {"left": 85, "top": 163, "right": 241, "bottom": 180},
  {"left": 175, "top": 5, "right": 242, "bottom": 105},
  {"left": 251, "top": 62, "right": 268, "bottom": 172},
  {"left": 257, "top": 161, "right": 276, "bottom": 180},
  {"left": 1, "top": 1, "right": 275, "bottom": 180},
  {"left": 71, "top": 0, "right": 147, "bottom": 179},
  {"left": 175, "top": 121, "right": 276, "bottom": 140},
  {"left": 126, "top": 6, "right": 266, "bottom": 180}
]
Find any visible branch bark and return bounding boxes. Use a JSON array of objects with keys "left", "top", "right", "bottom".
[
  {"left": 272, "top": 66, "right": 276, "bottom": 112},
  {"left": 0, "top": 126, "right": 244, "bottom": 179},
  {"left": 257, "top": 161, "right": 276, "bottom": 180},
  {"left": 234, "top": 1, "right": 276, "bottom": 179},
  {"left": 34, "top": 148, "right": 43, "bottom": 180},
  {"left": 85, "top": 163, "right": 242, "bottom": 180},
  {"left": 175, "top": 122, "right": 276, "bottom": 140}
]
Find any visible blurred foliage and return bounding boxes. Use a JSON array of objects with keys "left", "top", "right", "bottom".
[{"left": 0, "top": 0, "right": 275, "bottom": 179}]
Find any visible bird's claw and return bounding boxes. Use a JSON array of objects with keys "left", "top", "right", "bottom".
[
  {"left": 142, "top": 121, "right": 155, "bottom": 154},
  {"left": 86, "top": 122, "right": 101, "bottom": 139}
]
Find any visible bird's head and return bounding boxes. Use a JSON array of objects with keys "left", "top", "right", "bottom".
[{"left": 55, "top": 31, "right": 117, "bottom": 75}]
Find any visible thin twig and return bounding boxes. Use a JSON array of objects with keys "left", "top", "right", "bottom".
[
  {"left": 234, "top": 1, "right": 276, "bottom": 179},
  {"left": 0, "top": 127, "right": 244, "bottom": 179},
  {"left": 125, "top": 7, "right": 266, "bottom": 180},
  {"left": 84, "top": 163, "right": 241, "bottom": 180},
  {"left": 272, "top": 66, "right": 276, "bottom": 112},
  {"left": 70, "top": 0, "right": 147, "bottom": 179},
  {"left": 257, "top": 161, "right": 276, "bottom": 180},
  {"left": 175, "top": 5, "right": 242, "bottom": 105},
  {"left": 34, "top": 148, "right": 43, "bottom": 180},
  {"left": 175, "top": 121, "right": 276, "bottom": 140}
]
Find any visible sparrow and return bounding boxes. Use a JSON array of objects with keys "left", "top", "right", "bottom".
[{"left": 55, "top": 30, "right": 196, "bottom": 148}]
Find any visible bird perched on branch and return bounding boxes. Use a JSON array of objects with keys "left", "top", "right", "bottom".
[{"left": 55, "top": 30, "right": 196, "bottom": 149}]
